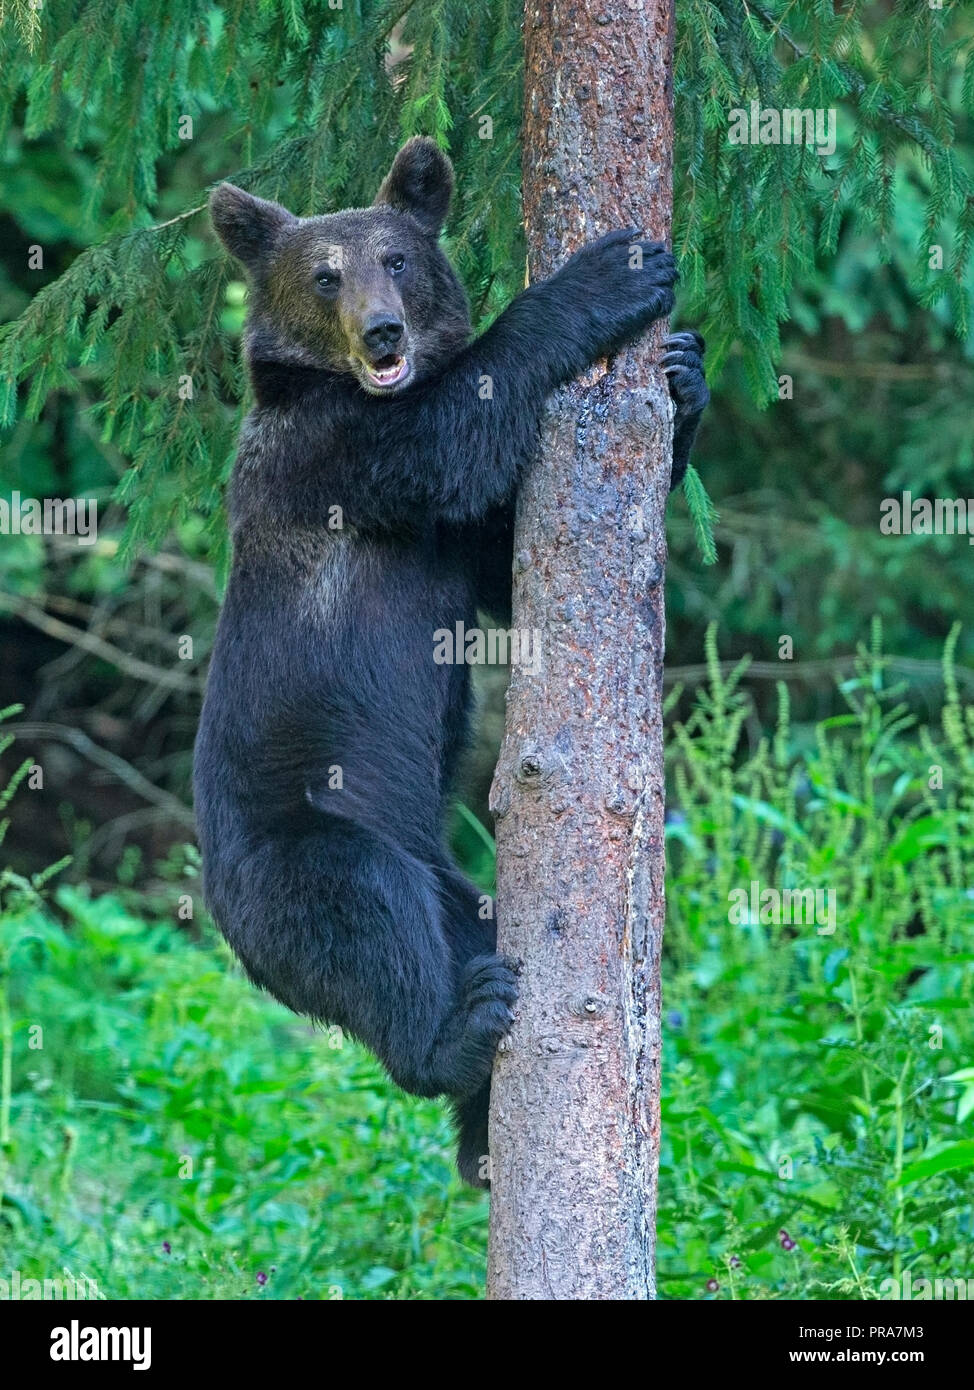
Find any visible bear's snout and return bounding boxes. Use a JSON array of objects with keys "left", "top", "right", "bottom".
[{"left": 362, "top": 313, "right": 405, "bottom": 356}]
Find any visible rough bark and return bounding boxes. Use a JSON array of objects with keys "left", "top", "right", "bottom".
[{"left": 486, "top": 0, "right": 674, "bottom": 1301}]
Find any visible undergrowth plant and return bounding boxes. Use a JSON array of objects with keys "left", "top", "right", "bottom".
[{"left": 660, "top": 622, "right": 974, "bottom": 1298}]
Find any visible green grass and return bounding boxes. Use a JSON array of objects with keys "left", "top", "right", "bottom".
[
  {"left": 1, "top": 627, "right": 972, "bottom": 1299},
  {"left": 0, "top": 889, "right": 489, "bottom": 1300},
  {"left": 658, "top": 625, "right": 974, "bottom": 1298}
]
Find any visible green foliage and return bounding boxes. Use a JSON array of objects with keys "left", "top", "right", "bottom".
[
  {"left": 659, "top": 625, "right": 974, "bottom": 1298},
  {"left": 677, "top": 0, "right": 974, "bottom": 374},
  {"left": 0, "top": 888, "right": 489, "bottom": 1299},
  {"left": 2, "top": 639, "right": 972, "bottom": 1299},
  {"left": 681, "top": 462, "right": 720, "bottom": 564}
]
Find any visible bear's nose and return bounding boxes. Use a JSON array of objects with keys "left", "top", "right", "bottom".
[{"left": 362, "top": 314, "right": 404, "bottom": 353}]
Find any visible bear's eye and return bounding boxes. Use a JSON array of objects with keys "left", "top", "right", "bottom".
[
  {"left": 387, "top": 255, "right": 406, "bottom": 276},
  {"left": 315, "top": 267, "right": 340, "bottom": 292}
]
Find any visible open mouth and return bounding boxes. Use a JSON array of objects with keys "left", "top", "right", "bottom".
[{"left": 362, "top": 353, "right": 410, "bottom": 389}]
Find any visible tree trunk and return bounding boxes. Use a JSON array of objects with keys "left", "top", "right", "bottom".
[{"left": 486, "top": 0, "right": 675, "bottom": 1301}]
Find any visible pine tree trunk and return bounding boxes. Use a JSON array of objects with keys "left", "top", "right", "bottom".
[{"left": 486, "top": 0, "right": 675, "bottom": 1301}]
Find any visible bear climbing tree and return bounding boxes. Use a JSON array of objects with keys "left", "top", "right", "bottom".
[{"left": 487, "top": 0, "right": 675, "bottom": 1300}]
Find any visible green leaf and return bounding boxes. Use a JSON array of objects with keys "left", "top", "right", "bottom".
[
  {"left": 897, "top": 1143, "right": 974, "bottom": 1185},
  {"left": 681, "top": 463, "right": 719, "bottom": 565}
]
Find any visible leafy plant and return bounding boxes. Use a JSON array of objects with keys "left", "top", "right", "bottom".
[{"left": 659, "top": 625, "right": 974, "bottom": 1298}]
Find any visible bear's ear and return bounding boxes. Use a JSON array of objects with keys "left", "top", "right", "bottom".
[
  {"left": 373, "top": 138, "right": 454, "bottom": 235},
  {"left": 209, "top": 184, "right": 296, "bottom": 269}
]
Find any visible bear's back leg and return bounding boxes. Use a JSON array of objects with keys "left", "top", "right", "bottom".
[{"left": 212, "top": 819, "right": 515, "bottom": 1103}]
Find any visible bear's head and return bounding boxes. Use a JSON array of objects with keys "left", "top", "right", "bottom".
[{"left": 210, "top": 138, "right": 471, "bottom": 395}]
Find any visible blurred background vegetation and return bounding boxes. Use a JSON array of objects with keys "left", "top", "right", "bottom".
[{"left": 0, "top": 0, "right": 972, "bottom": 1299}]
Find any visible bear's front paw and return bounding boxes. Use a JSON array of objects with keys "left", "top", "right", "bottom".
[
  {"left": 663, "top": 331, "right": 709, "bottom": 491},
  {"left": 566, "top": 229, "right": 678, "bottom": 351},
  {"left": 662, "top": 331, "right": 709, "bottom": 418}
]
